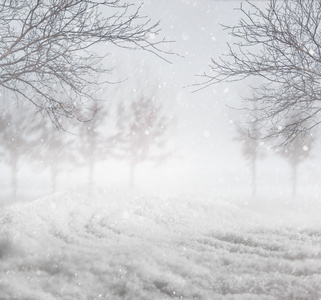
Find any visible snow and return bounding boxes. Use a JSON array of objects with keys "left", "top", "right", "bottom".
[{"left": 0, "top": 190, "right": 320, "bottom": 299}]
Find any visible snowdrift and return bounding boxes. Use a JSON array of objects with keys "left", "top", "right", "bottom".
[{"left": 0, "top": 190, "right": 320, "bottom": 299}]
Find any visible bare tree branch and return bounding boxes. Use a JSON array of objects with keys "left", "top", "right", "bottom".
[
  {"left": 196, "top": 0, "right": 321, "bottom": 146},
  {"left": 0, "top": 0, "right": 172, "bottom": 128}
]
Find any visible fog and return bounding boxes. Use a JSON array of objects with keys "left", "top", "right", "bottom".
[
  {"left": 1, "top": 0, "right": 320, "bottom": 203},
  {"left": 1, "top": 1, "right": 321, "bottom": 299}
]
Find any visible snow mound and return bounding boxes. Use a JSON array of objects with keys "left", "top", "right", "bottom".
[{"left": 0, "top": 191, "right": 320, "bottom": 299}]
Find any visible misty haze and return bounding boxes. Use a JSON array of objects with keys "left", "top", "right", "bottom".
[{"left": 0, "top": 1, "right": 320, "bottom": 299}]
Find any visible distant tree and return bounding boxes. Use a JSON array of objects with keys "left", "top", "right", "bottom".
[
  {"left": 0, "top": 0, "right": 169, "bottom": 127},
  {"left": 0, "top": 104, "right": 35, "bottom": 200},
  {"left": 115, "top": 94, "right": 172, "bottom": 188},
  {"left": 199, "top": 0, "right": 321, "bottom": 146},
  {"left": 32, "top": 118, "right": 76, "bottom": 193},
  {"left": 234, "top": 118, "right": 265, "bottom": 198},
  {"left": 77, "top": 104, "right": 117, "bottom": 192},
  {"left": 276, "top": 117, "right": 313, "bottom": 198}
]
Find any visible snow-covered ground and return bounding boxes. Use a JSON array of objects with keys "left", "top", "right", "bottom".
[{"left": 0, "top": 190, "right": 320, "bottom": 299}]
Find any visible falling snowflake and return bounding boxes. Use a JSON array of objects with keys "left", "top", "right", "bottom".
[{"left": 203, "top": 130, "right": 210, "bottom": 138}]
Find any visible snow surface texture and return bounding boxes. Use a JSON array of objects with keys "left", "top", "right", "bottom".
[{"left": 0, "top": 190, "right": 320, "bottom": 299}]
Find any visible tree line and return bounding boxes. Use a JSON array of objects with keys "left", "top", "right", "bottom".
[
  {"left": 235, "top": 113, "right": 314, "bottom": 198},
  {"left": 1, "top": 0, "right": 321, "bottom": 200},
  {"left": 0, "top": 91, "right": 172, "bottom": 201}
]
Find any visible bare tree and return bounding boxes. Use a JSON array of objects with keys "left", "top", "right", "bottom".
[
  {"left": 115, "top": 93, "right": 172, "bottom": 188},
  {"left": 77, "top": 103, "right": 117, "bottom": 192},
  {"left": 0, "top": 104, "right": 35, "bottom": 200},
  {"left": 198, "top": 0, "right": 321, "bottom": 146},
  {"left": 276, "top": 116, "right": 313, "bottom": 198},
  {"left": 234, "top": 118, "right": 265, "bottom": 198},
  {"left": 0, "top": 0, "right": 169, "bottom": 127},
  {"left": 32, "top": 117, "right": 76, "bottom": 193}
]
